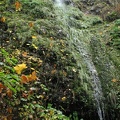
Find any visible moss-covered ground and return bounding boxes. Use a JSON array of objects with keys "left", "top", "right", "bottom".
[{"left": 0, "top": 0, "right": 120, "bottom": 119}]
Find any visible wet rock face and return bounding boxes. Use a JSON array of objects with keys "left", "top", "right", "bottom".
[
  {"left": 89, "top": 3, "right": 105, "bottom": 15},
  {"left": 64, "top": 0, "right": 72, "bottom": 5},
  {"left": 80, "top": 0, "right": 96, "bottom": 6}
]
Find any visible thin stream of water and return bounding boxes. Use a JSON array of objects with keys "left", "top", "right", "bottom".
[
  {"left": 54, "top": 0, "right": 104, "bottom": 119},
  {"left": 70, "top": 29, "right": 105, "bottom": 120}
]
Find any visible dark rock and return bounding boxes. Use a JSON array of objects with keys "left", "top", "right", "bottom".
[
  {"left": 64, "top": 0, "right": 72, "bottom": 5},
  {"left": 0, "top": 21, "right": 8, "bottom": 31}
]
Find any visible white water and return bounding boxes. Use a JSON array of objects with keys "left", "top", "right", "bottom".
[
  {"left": 54, "top": 0, "right": 104, "bottom": 120},
  {"left": 55, "top": 0, "right": 63, "bottom": 6},
  {"left": 69, "top": 29, "right": 105, "bottom": 120}
]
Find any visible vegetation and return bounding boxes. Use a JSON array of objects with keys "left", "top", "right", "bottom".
[{"left": 0, "top": 0, "right": 120, "bottom": 120}]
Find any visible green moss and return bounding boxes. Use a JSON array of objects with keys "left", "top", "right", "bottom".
[
  {"left": 109, "top": 19, "right": 120, "bottom": 49},
  {"left": 1, "top": 0, "right": 120, "bottom": 119}
]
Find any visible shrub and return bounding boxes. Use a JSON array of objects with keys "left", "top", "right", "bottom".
[{"left": 0, "top": 48, "right": 69, "bottom": 119}]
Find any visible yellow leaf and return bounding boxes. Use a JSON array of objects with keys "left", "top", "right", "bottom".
[
  {"left": 39, "top": 95, "right": 44, "bottom": 99},
  {"left": 14, "top": 63, "right": 27, "bottom": 74},
  {"left": 32, "top": 36, "right": 37, "bottom": 39},
  {"left": 32, "top": 43, "right": 38, "bottom": 49},
  {"left": 60, "top": 49, "right": 64, "bottom": 53},
  {"left": 61, "top": 96, "right": 67, "bottom": 102},
  {"left": 31, "top": 68, "right": 35, "bottom": 70},
  {"left": 38, "top": 59, "right": 43, "bottom": 66}
]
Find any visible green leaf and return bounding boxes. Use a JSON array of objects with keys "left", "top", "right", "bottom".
[
  {"left": 21, "top": 98, "right": 27, "bottom": 101},
  {"left": 1, "top": 48, "right": 9, "bottom": 57},
  {"left": 47, "top": 103, "right": 52, "bottom": 109}
]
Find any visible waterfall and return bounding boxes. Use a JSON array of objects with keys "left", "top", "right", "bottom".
[
  {"left": 54, "top": 0, "right": 105, "bottom": 120},
  {"left": 55, "top": 0, "right": 63, "bottom": 5}
]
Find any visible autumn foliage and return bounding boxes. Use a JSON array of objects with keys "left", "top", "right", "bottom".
[
  {"left": 15, "top": 1, "right": 22, "bottom": 11},
  {"left": 21, "top": 71, "right": 37, "bottom": 84},
  {"left": 14, "top": 63, "right": 27, "bottom": 74},
  {"left": 0, "top": 83, "right": 5, "bottom": 93}
]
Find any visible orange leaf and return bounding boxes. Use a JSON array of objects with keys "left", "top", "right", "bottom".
[
  {"left": 6, "top": 89, "right": 12, "bottom": 98},
  {"left": 21, "top": 74, "right": 29, "bottom": 84},
  {"left": 31, "top": 71, "right": 37, "bottom": 80},
  {"left": 0, "top": 17, "right": 6, "bottom": 22},
  {"left": 27, "top": 74, "right": 32, "bottom": 81},
  {"left": 29, "top": 22, "right": 34, "bottom": 27},
  {"left": 28, "top": 71, "right": 37, "bottom": 81},
  {"left": 22, "top": 52, "right": 28, "bottom": 57},
  {"left": 15, "top": 1, "right": 21, "bottom": 11}
]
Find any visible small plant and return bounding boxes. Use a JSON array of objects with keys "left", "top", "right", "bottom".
[
  {"left": 0, "top": 48, "right": 23, "bottom": 119},
  {"left": 109, "top": 19, "right": 120, "bottom": 49},
  {"left": 0, "top": 48, "right": 21, "bottom": 92}
]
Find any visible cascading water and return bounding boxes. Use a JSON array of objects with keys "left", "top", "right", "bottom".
[
  {"left": 54, "top": 0, "right": 105, "bottom": 119},
  {"left": 55, "top": 0, "right": 63, "bottom": 6}
]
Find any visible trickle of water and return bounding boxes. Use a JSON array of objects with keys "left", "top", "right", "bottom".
[
  {"left": 54, "top": 0, "right": 104, "bottom": 120},
  {"left": 55, "top": 0, "right": 63, "bottom": 6},
  {"left": 73, "top": 31, "right": 105, "bottom": 120}
]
